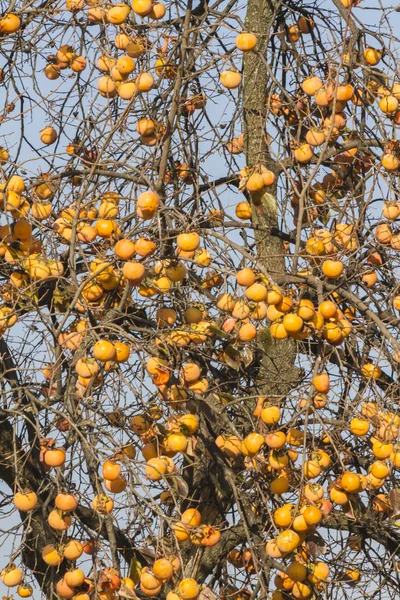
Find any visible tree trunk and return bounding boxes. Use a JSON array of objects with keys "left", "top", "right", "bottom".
[{"left": 244, "top": 0, "right": 299, "bottom": 398}]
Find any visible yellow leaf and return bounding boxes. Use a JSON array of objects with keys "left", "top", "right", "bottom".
[{"left": 129, "top": 558, "right": 142, "bottom": 583}]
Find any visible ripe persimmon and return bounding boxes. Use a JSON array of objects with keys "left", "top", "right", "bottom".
[
  {"left": 14, "top": 491, "right": 38, "bottom": 512},
  {"left": 235, "top": 32, "right": 257, "bottom": 51},
  {"left": 136, "top": 72, "right": 155, "bottom": 92},
  {"left": 93, "top": 340, "right": 116, "bottom": 362},
  {"left": 65, "top": 569, "right": 85, "bottom": 588},
  {"left": 172, "top": 522, "right": 190, "bottom": 541},
  {"left": 63, "top": 540, "right": 83, "bottom": 560},
  {"left": 294, "top": 144, "right": 313, "bottom": 163},
  {"left": 44, "top": 448, "right": 66, "bottom": 468},
  {"left": 301, "top": 76, "right": 323, "bottom": 96},
  {"left": 145, "top": 457, "right": 168, "bottom": 481},
  {"left": 287, "top": 561, "right": 307, "bottom": 583},
  {"left": 104, "top": 476, "right": 127, "bottom": 493},
  {"left": 102, "top": 461, "right": 121, "bottom": 481},
  {"left": 178, "top": 578, "right": 200, "bottom": 600},
  {"left": 122, "top": 262, "right": 145, "bottom": 285},
  {"left": 132, "top": 0, "right": 152, "bottom": 15},
  {"left": 313, "top": 373, "right": 330, "bottom": 393},
  {"left": 153, "top": 558, "right": 173, "bottom": 581},
  {"left": 92, "top": 494, "right": 114, "bottom": 514},
  {"left": 42, "top": 544, "right": 64, "bottom": 566},
  {"left": 283, "top": 313, "right": 304, "bottom": 333},
  {"left": 236, "top": 267, "right": 256, "bottom": 286},
  {"left": 113, "top": 341, "right": 130, "bottom": 363},
  {"left": 235, "top": 201, "right": 252, "bottom": 219},
  {"left": 220, "top": 70, "right": 242, "bottom": 89},
  {"left": 17, "top": 584, "right": 33, "bottom": 598},
  {"left": 55, "top": 493, "right": 78, "bottom": 512},
  {"left": 114, "top": 239, "right": 136, "bottom": 260},
  {"left": 362, "top": 363, "right": 381, "bottom": 378},
  {"left": 40, "top": 126, "right": 57, "bottom": 145},
  {"left": 242, "top": 432, "right": 264, "bottom": 456},
  {"left": 136, "top": 191, "right": 159, "bottom": 219},
  {"left": 260, "top": 405, "right": 280, "bottom": 425},
  {"left": 176, "top": 232, "right": 200, "bottom": 252},
  {"left": 276, "top": 529, "right": 300, "bottom": 553},
  {"left": 364, "top": 47, "right": 381, "bottom": 65},
  {"left": 303, "top": 505, "right": 322, "bottom": 525},
  {"left": 322, "top": 259, "right": 344, "bottom": 278},
  {"left": 56, "top": 578, "right": 75, "bottom": 599},
  {"left": 48, "top": 509, "right": 72, "bottom": 531},
  {"left": 181, "top": 508, "right": 201, "bottom": 527},
  {"left": 274, "top": 505, "right": 293, "bottom": 528}
]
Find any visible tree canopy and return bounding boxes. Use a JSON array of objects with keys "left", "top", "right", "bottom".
[{"left": 1, "top": 0, "right": 400, "bottom": 599}]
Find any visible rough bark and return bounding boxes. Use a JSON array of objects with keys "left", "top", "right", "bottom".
[{"left": 243, "top": 0, "right": 299, "bottom": 397}]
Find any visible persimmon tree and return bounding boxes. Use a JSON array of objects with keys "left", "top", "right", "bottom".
[{"left": 2, "top": 0, "right": 400, "bottom": 598}]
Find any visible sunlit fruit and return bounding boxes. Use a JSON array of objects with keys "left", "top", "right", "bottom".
[
  {"left": 14, "top": 491, "right": 38, "bottom": 512},
  {"left": 44, "top": 447, "right": 66, "bottom": 467},
  {"left": 137, "top": 190, "right": 160, "bottom": 219},
  {"left": 276, "top": 530, "right": 300, "bottom": 553},
  {"left": 364, "top": 47, "right": 381, "bottom": 65},
  {"left": 63, "top": 540, "right": 83, "bottom": 560},
  {"left": 17, "top": 584, "right": 33, "bottom": 597},
  {"left": 42, "top": 544, "right": 64, "bottom": 566},
  {"left": 178, "top": 578, "right": 200, "bottom": 600},
  {"left": 181, "top": 508, "right": 201, "bottom": 528},
  {"left": 0, "top": 14, "right": 21, "bottom": 33},
  {"left": 322, "top": 260, "right": 344, "bottom": 278},
  {"left": 236, "top": 32, "right": 257, "bottom": 51},
  {"left": 55, "top": 493, "right": 78, "bottom": 511},
  {"left": 220, "top": 70, "right": 242, "bottom": 89},
  {"left": 313, "top": 373, "right": 330, "bottom": 393},
  {"left": 132, "top": 0, "right": 152, "bottom": 15},
  {"left": 145, "top": 457, "right": 168, "bottom": 481},
  {"left": 1, "top": 565, "right": 23, "bottom": 587},
  {"left": 350, "top": 418, "right": 370, "bottom": 436},
  {"left": 48, "top": 509, "right": 72, "bottom": 531},
  {"left": 153, "top": 558, "right": 173, "bottom": 581},
  {"left": 362, "top": 363, "right": 381, "bottom": 378},
  {"left": 340, "top": 472, "right": 361, "bottom": 493},
  {"left": 56, "top": 578, "right": 75, "bottom": 599},
  {"left": 65, "top": 569, "right": 85, "bottom": 588}
]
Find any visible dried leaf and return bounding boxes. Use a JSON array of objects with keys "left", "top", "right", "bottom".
[
  {"left": 198, "top": 587, "right": 217, "bottom": 600},
  {"left": 327, "top": 192, "right": 339, "bottom": 211},
  {"left": 238, "top": 178, "right": 247, "bottom": 192},
  {"left": 389, "top": 488, "right": 400, "bottom": 519},
  {"left": 106, "top": 410, "right": 126, "bottom": 427},
  {"left": 186, "top": 436, "right": 196, "bottom": 457},
  {"left": 343, "top": 501, "right": 356, "bottom": 521},
  {"left": 215, "top": 392, "right": 236, "bottom": 404},
  {"left": 207, "top": 325, "right": 232, "bottom": 340},
  {"left": 169, "top": 475, "right": 189, "bottom": 498},
  {"left": 240, "top": 346, "right": 253, "bottom": 367},
  {"left": 223, "top": 345, "right": 241, "bottom": 371},
  {"left": 305, "top": 534, "right": 326, "bottom": 559},
  {"left": 118, "top": 584, "right": 138, "bottom": 599},
  {"left": 347, "top": 535, "right": 362, "bottom": 551},
  {"left": 258, "top": 326, "right": 272, "bottom": 352},
  {"left": 263, "top": 192, "right": 278, "bottom": 215},
  {"left": 209, "top": 471, "right": 229, "bottom": 500},
  {"left": 224, "top": 356, "right": 240, "bottom": 371},
  {"left": 319, "top": 206, "right": 331, "bottom": 227},
  {"left": 224, "top": 344, "right": 240, "bottom": 359}
]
